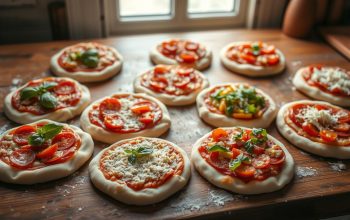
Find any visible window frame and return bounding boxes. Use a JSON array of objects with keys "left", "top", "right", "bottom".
[{"left": 104, "top": 0, "right": 249, "bottom": 36}]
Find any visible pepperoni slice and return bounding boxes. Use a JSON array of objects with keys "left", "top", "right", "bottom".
[
  {"left": 252, "top": 154, "right": 271, "bottom": 169},
  {"left": 149, "top": 77, "right": 168, "bottom": 92},
  {"left": 12, "top": 125, "right": 36, "bottom": 146},
  {"left": 104, "top": 115, "right": 124, "bottom": 130},
  {"left": 99, "top": 98, "right": 121, "bottom": 117},
  {"left": 52, "top": 132, "right": 76, "bottom": 150},
  {"left": 53, "top": 81, "right": 76, "bottom": 95},
  {"left": 36, "top": 143, "right": 58, "bottom": 159},
  {"left": 9, "top": 148, "right": 36, "bottom": 169}
]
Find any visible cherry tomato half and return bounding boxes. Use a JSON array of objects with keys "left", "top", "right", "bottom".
[
  {"left": 320, "top": 130, "right": 338, "bottom": 142},
  {"left": 153, "top": 65, "right": 169, "bottom": 75},
  {"left": 43, "top": 148, "right": 75, "bottom": 165},
  {"left": 36, "top": 143, "right": 58, "bottom": 159},
  {"left": 149, "top": 77, "right": 168, "bottom": 92},
  {"left": 9, "top": 148, "right": 36, "bottom": 169},
  {"left": 176, "top": 52, "right": 198, "bottom": 64},
  {"left": 99, "top": 98, "right": 121, "bottom": 117},
  {"left": 185, "top": 41, "right": 199, "bottom": 51},
  {"left": 52, "top": 132, "right": 76, "bottom": 150},
  {"left": 131, "top": 104, "right": 151, "bottom": 115},
  {"left": 12, "top": 125, "right": 36, "bottom": 146},
  {"left": 211, "top": 128, "right": 228, "bottom": 142},
  {"left": 235, "top": 165, "right": 256, "bottom": 178},
  {"left": 302, "top": 123, "right": 319, "bottom": 137}
]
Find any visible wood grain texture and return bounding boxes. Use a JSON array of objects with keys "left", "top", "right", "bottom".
[{"left": 0, "top": 29, "right": 350, "bottom": 220}]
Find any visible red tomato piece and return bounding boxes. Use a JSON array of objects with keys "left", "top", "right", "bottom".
[
  {"left": 260, "top": 45, "right": 275, "bottom": 55},
  {"left": 211, "top": 128, "right": 228, "bottom": 142},
  {"left": 153, "top": 65, "right": 169, "bottom": 75},
  {"left": 334, "top": 123, "right": 350, "bottom": 132},
  {"left": 231, "top": 148, "right": 241, "bottom": 159},
  {"left": 209, "top": 151, "right": 219, "bottom": 163},
  {"left": 104, "top": 115, "right": 124, "bottom": 131},
  {"left": 131, "top": 104, "right": 151, "bottom": 114},
  {"left": 36, "top": 143, "right": 58, "bottom": 159},
  {"left": 12, "top": 125, "right": 36, "bottom": 146},
  {"left": 9, "top": 148, "right": 36, "bottom": 169},
  {"left": 54, "top": 81, "right": 76, "bottom": 95},
  {"left": 253, "top": 146, "right": 265, "bottom": 155},
  {"left": 139, "top": 112, "right": 155, "bottom": 125},
  {"left": 177, "top": 67, "right": 194, "bottom": 76},
  {"left": 235, "top": 165, "right": 256, "bottom": 178},
  {"left": 242, "top": 130, "right": 252, "bottom": 142},
  {"left": 149, "top": 77, "right": 168, "bottom": 91},
  {"left": 240, "top": 53, "right": 256, "bottom": 64},
  {"left": 270, "top": 154, "right": 285, "bottom": 165},
  {"left": 173, "top": 77, "right": 190, "bottom": 89},
  {"left": 302, "top": 123, "right": 319, "bottom": 137},
  {"left": 162, "top": 42, "right": 177, "bottom": 54},
  {"left": 320, "top": 130, "right": 338, "bottom": 142},
  {"left": 252, "top": 154, "right": 271, "bottom": 169},
  {"left": 176, "top": 52, "right": 198, "bottom": 64},
  {"left": 43, "top": 148, "right": 75, "bottom": 165},
  {"left": 99, "top": 98, "right": 121, "bottom": 117},
  {"left": 338, "top": 112, "right": 350, "bottom": 123},
  {"left": 267, "top": 55, "right": 279, "bottom": 65},
  {"left": 185, "top": 41, "right": 199, "bottom": 51},
  {"left": 52, "top": 132, "right": 76, "bottom": 150}
]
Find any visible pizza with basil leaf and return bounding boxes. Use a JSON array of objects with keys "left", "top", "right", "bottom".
[
  {"left": 89, "top": 137, "right": 190, "bottom": 205},
  {"left": 277, "top": 100, "right": 350, "bottom": 158},
  {"left": 4, "top": 77, "right": 90, "bottom": 124},
  {"left": 51, "top": 42, "right": 123, "bottom": 82},
  {"left": 80, "top": 93, "right": 171, "bottom": 144},
  {"left": 191, "top": 127, "right": 294, "bottom": 194},
  {"left": 0, "top": 119, "right": 93, "bottom": 184}
]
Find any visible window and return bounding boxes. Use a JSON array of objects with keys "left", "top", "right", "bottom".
[{"left": 104, "top": 0, "right": 249, "bottom": 35}]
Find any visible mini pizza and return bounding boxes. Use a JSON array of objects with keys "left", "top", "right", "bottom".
[
  {"left": 276, "top": 100, "right": 350, "bottom": 159},
  {"left": 220, "top": 41, "right": 286, "bottom": 76},
  {"left": 293, "top": 65, "right": 350, "bottom": 107},
  {"left": 4, "top": 77, "right": 90, "bottom": 124},
  {"left": 50, "top": 42, "right": 123, "bottom": 82},
  {"left": 150, "top": 39, "right": 212, "bottom": 70},
  {"left": 80, "top": 93, "right": 171, "bottom": 144},
  {"left": 0, "top": 119, "right": 94, "bottom": 184},
  {"left": 197, "top": 83, "right": 277, "bottom": 128},
  {"left": 134, "top": 65, "right": 209, "bottom": 106},
  {"left": 192, "top": 127, "right": 294, "bottom": 194},
  {"left": 89, "top": 137, "right": 190, "bottom": 205}
]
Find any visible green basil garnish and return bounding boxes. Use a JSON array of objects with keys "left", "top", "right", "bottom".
[
  {"left": 28, "top": 123, "right": 63, "bottom": 146},
  {"left": 229, "top": 153, "right": 250, "bottom": 171},
  {"left": 125, "top": 147, "right": 153, "bottom": 165},
  {"left": 208, "top": 145, "right": 230, "bottom": 153},
  {"left": 39, "top": 92, "right": 57, "bottom": 109},
  {"left": 20, "top": 81, "right": 58, "bottom": 109},
  {"left": 20, "top": 87, "right": 39, "bottom": 101}
]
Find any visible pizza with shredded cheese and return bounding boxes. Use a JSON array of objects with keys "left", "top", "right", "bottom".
[{"left": 89, "top": 137, "right": 191, "bottom": 205}]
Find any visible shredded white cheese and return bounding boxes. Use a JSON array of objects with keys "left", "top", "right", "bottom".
[{"left": 311, "top": 67, "right": 350, "bottom": 95}]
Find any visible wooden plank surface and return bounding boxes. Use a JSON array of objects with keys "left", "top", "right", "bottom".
[{"left": 0, "top": 29, "right": 350, "bottom": 220}]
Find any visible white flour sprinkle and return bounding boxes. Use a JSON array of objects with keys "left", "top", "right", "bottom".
[
  {"left": 296, "top": 166, "right": 318, "bottom": 179},
  {"left": 207, "top": 189, "right": 235, "bottom": 206},
  {"left": 171, "top": 192, "right": 208, "bottom": 212},
  {"left": 10, "top": 77, "right": 22, "bottom": 92},
  {"left": 0, "top": 123, "right": 10, "bottom": 135},
  {"left": 55, "top": 175, "right": 88, "bottom": 196},
  {"left": 328, "top": 161, "right": 347, "bottom": 172}
]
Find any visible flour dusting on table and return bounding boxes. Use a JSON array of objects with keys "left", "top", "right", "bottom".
[
  {"left": 296, "top": 166, "right": 318, "bottom": 179},
  {"left": 328, "top": 161, "right": 347, "bottom": 172}
]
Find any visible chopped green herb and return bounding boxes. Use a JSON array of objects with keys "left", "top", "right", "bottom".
[
  {"left": 229, "top": 153, "right": 250, "bottom": 171},
  {"left": 124, "top": 146, "right": 154, "bottom": 165},
  {"left": 28, "top": 123, "right": 63, "bottom": 146},
  {"left": 208, "top": 145, "right": 229, "bottom": 153}
]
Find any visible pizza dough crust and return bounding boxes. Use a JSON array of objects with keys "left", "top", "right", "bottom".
[
  {"left": 220, "top": 42, "right": 286, "bottom": 77},
  {"left": 134, "top": 68, "right": 209, "bottom": 106},
  {"left": 50, "top": 45, "right": 123, "bottom": 83},
  {"left": 276, "top": 100, "right": 350, "bottom": 159},
  {"left": 150, "top": 43, "right": 212, "bottom": 70},
  {"left": 89, "top": 137, "right": 191, "bottom": 205},
  {"left": 293, "top": 67, "right": 350, "bottom": 107},
  {"left": 196, "top": 83, "right": 277, "bottom": 128},
  {"left": 0, "top": 119, "right": 94, "bottom": 184},
  {"left": 191, "top": 127, "right": 294, "bottom": 194},
  {"left": 4, "top": 77, "right": 91, "bottom": 124},
  {"left": 80, "top": 93, "right": 171, "bottom": 144}
]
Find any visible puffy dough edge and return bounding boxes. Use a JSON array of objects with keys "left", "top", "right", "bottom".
[
  {"left": 4, "top": 77, "right": 91, "bottom": 124},
  {"left": 220, "top": 42, "right": 285, "bottom": 77},
  {"left": 196, "top": 83, "right": 277, "bottom": 128},
  {"left": 191, "top": 127, "right": 295, "bottom": 194},
  {"left": 89, "top": 137, "right": 191, "bottom": 205},
  {"left": 149, "top": 45, "right": 212, "bottom": 71},
  {"left": 50, "top": 46, "right": 123, "bottom": 83},
  {"left": 80, "top": 93, "right": 171, "bottom": 144},
  {"left": 293, "top": 67, "right": 350, "bottom": 107},
  {"left": 0, "top": 119, "right": 94, "bottom": 184},
  {"left": 276, "top": 100, "right": 350, "bottom": 159},
  {"left": 134, "top": 68, "right": 209, "bottom": 106}
]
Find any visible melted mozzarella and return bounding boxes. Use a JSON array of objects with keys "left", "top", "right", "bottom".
[
  {"left": 311, "top": 67, "right": 350, "bottom": 95},
  {"left": 296, "top": 106, "right": 342, "bottom": 129}
]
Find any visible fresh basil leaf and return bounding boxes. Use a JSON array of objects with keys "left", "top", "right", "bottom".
[
  {"left": 246, "top": 104, "right": 257, "bottom": 114},
  {"left": 41, "top": 82, "right": 58, "bottom": 90},
  {"left": 233, "top": 131, "right": 243, "bottom": 140},
  {"left": 28, "top": 133, "right": 45, "bottom": 146},
  {"left": 225, "top": 105, "right": 234, "bottom": 116},
  {"left": 124, "top": 149, "right": 133, "bottom": 154},
  {"left": 208, "top": 145, "right": 229, "bottom": 153},
  {"left": 229, "top": 153, "right": 250, "bottom": 171},
  {"left": 82, "top": 56, "right": 99, "bottom": 68},
  {"left": 137, "top": 147, "right": 153, "bottom": 155},
  {"left": 20, "top": 87, "right": 39, "bottom": 101},
  {"left": 252, "top": 128, "right": 266, "bottom": 137},
  {"left": 39, "top": 92, "right": 57, "bottom": 109},
  {"left": 38, "top": 123, "right": 63, "bottom": 140},
  {"left": 244, "top": 140, "right": 255, "bottom": 154},
  {"left": 82, "top": 49, "right": 99, "bottom": 58},
  {"left": 128, "top": 154, "right": 137, "bottom": 165}
]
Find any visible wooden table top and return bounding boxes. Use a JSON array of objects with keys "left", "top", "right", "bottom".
[{"left": 0, "top": 29, "right": 350, "bottom": 220}]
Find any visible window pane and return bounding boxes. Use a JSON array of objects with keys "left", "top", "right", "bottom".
[
  {"left": 188, "top": 0, "right": 235, "bottom": 13},
  {"left": 119, "top": 0, "right": 171, "bottom": 17}
]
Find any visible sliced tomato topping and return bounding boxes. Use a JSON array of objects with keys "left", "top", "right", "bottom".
[
  {"left": 153, "top": 65, "right": 169, "bottom": 75},
  {"left": 99, "top": 98, "right": 121, "bottom": 117},
  {"left": 231, "top": 148, "right": 241, "bottom": 159},
  {"left": 302, "top": 123, "right": 319, "bottom": 137},
  {"left": 149, "top": 77, "right": 168, "bottom": 91},
  {"left": 177, "top": 67, "right": 194, "bottom": 76},
  {"left": 12, "top": 125, "right": 36, "bottom": 146},
  {"left": 131, "top": 104, "right": 151, "bottom": 114},
  {"left": 320, "top": 130, "right": 338, "bottom": 142},
  {"left": 235, "top": 165, "right": 256, "bottom": 178},
  {"left": 240, "top": 53, "right": 256, "bottom": 64},
  {"left": 176, "top": 52, "right": 197, "bottom": 64},
  {"left": 338, "top": 112, "right": 350, "bottom": 123},
  {"left": 139, "top": 113, "right": 155, "bottom": 125},
  {"left": 210, "top": 151, "right": 219, "bottom": 162},
  {"left": 162, "top": 42, "right": 177, "bottom": 54},
  {"left": 242, "top": 130, "right": 252, "bottom": 142},
  {"left": 185, "top": 41, "right": 199, "bottom": 51},
  {"left": 253, "top": 146, "right": 265, "bottom": 155},
  {"left": 334, "top": 123, "right": 350, "bottom": 132},
  {"left": 104, "top": 115, "right": 124, "bottom": 131},
  {"left": 252, "top": 154, "right": 271, "bottom": 169},
  {"left": 9, "top": 148, "right": 36, "bottom": 169},
  {"left": 53, "top": 81, "right": 76, "bottom": 95},
  {"left": 43, "top": 148, "right": 75, "bottom": 165},
  {"left": 36, "top": 143, "right": 58, "bottom": 159},
  {"left": 52, "top": 132, "right": 76, "bottom": 150},
  {"left": 173, "top": 77, "right": 190, "bottom": 89},
  {"left": 260, "top": 45, "right": 275, "bottom": 55},
  {"left": 212, "top": 128, "right": 228, "bottom": 142},
  {"left": 270, "top": 154, "right": 285, "bottom": 165},
  {"left": 267, "top": 55, "right": 279, "bottom": 65}
]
